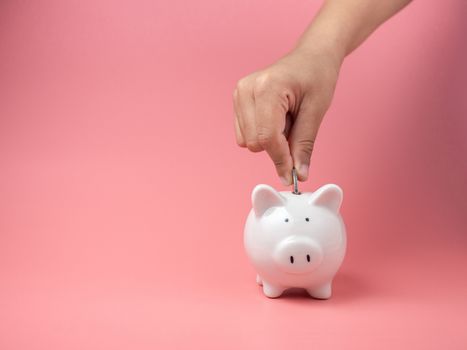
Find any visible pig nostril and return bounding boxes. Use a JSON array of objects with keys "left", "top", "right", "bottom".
[
  {"left": 306, "top": 254, "right": 311, "bottom": 262},
  {"left": 290, "top": 256, "right": 294, "bottom": 264}
]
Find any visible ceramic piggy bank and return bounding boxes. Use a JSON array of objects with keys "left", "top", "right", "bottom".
[{"left": 244, "top": 184, "right": 346, "bottom": 298}]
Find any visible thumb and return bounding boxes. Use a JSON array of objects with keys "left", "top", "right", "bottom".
[{"left": 288, "top": 105, "right": 323, "bottom": 181}]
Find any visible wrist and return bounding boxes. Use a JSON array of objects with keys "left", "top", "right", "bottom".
[
  {"left": 293, "top": 14, "right": 351, "bottom": 68},
  {"left": 293, "top": 2, "right": 361, "bottom": 65},
  {"left": 294, "top": 35, "right": 345, "bottom": 68}
]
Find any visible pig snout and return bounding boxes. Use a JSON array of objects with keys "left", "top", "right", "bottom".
[{"left": 273, "top": 237, "right": 323, "bottom": 274}]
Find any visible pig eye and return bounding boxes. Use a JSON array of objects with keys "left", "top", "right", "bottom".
[
  {"left": 284, "top": 218, "right": 289, "bottom": 223},
  {"left": 305, "top": 217, "right": 310, "bottom": 222}
]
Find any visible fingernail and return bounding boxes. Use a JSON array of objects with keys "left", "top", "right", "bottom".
[
  {"left": 299, "top": 164, "right": 309, "bottom": 180},
  {"left": 280, "top": 176, "right": 290, "bottom": 186}
]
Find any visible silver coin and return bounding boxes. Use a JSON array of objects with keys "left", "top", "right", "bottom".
[{"left": 292, "top": 167, "right": 301, "bottom": 195}]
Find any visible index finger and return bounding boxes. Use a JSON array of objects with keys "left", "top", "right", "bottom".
[{"left": 254, "top": 88, "right": 293, "bottom": 185}]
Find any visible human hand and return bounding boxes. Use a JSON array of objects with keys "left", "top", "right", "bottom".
[{"left": 233, "top": 45, "right": 343, "bottom": 185}]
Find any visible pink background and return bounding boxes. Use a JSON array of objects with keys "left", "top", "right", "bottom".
[{"left": 1, "top": 0, "right": 466, "bottom": 348}]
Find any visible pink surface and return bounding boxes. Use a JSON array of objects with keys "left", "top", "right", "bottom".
[{"left": 0, "top": 0, "right": 466, "bottom": 348}]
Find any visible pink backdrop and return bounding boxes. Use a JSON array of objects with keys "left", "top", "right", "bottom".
[{"left": 1, "top": 0, "right": 466, "bottom": 348}]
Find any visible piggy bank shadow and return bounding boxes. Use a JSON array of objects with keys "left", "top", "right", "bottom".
[{"left": 276, "top": 272, "right": 371, "bottom": 304}]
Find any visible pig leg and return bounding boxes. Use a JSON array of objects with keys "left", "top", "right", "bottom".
[
  {"left": 307, "top": 282, "right": 332, "bottom": 299},
  {"left": 262, "top": 281, "right": 284, "bottom": 298},
  {"left": 256, "top": 274, "right": 263, "bottom": 286}
]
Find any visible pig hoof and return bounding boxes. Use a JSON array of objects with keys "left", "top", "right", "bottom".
[
  {"left": 262, "top": 282, "right": 284, "bottom": 298},
  {"left": 307, "top": 283, "right": 332, "bottom": 299},
  {"left": 256, "top": 274, "right": 263, "bottom": 286}
]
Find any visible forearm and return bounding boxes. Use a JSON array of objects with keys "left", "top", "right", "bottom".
[{"left": 294, "top": 0, "right": 412, "bottom": 63}]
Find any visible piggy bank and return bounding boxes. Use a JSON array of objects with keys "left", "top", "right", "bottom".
[{"left": 244, "top": 184, "right": 346, "bottom": 298}]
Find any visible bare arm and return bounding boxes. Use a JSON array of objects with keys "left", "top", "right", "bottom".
[
  {"left": 233, "top": 0, "right": 412, "bottom": 185},
  {"left": 298, "top": 0, "right": 411, "bottom": 58}
]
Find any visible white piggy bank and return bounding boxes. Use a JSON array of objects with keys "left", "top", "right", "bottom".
[{"left": 244, "top": 184, "right": 347, "bottom": 298}]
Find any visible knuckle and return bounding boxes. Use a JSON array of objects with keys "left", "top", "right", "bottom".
[
  {"left": 235, "top": 77, "right": 249, "bottom": 92},
  {"left": 296, "top": 138, "right": 315, "bottom": 158},
  {"left": 256, "top": 131, "right": 275, "bottom": 148},
  {"left": 272, "top": 157, "right": 287, "bottom": 169},
  {"left": 245, "top": 139, "right": 262, "bottom": 152},
  {"left": 236, "top": 139, "right": 247, "bottom": 147},
  {"left": 253, "top": 73, "right": 292, "bottom": 104},
  {"left": 253, "top": 73, "right": 276, "bottom": 96}
]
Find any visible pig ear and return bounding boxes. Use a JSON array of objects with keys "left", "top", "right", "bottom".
[
  {"left": 308, "top": 184, "right": 343, "bottom": 213},
  {"left": 252, "top": 184, "right": 286, "bottom": 217}
]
